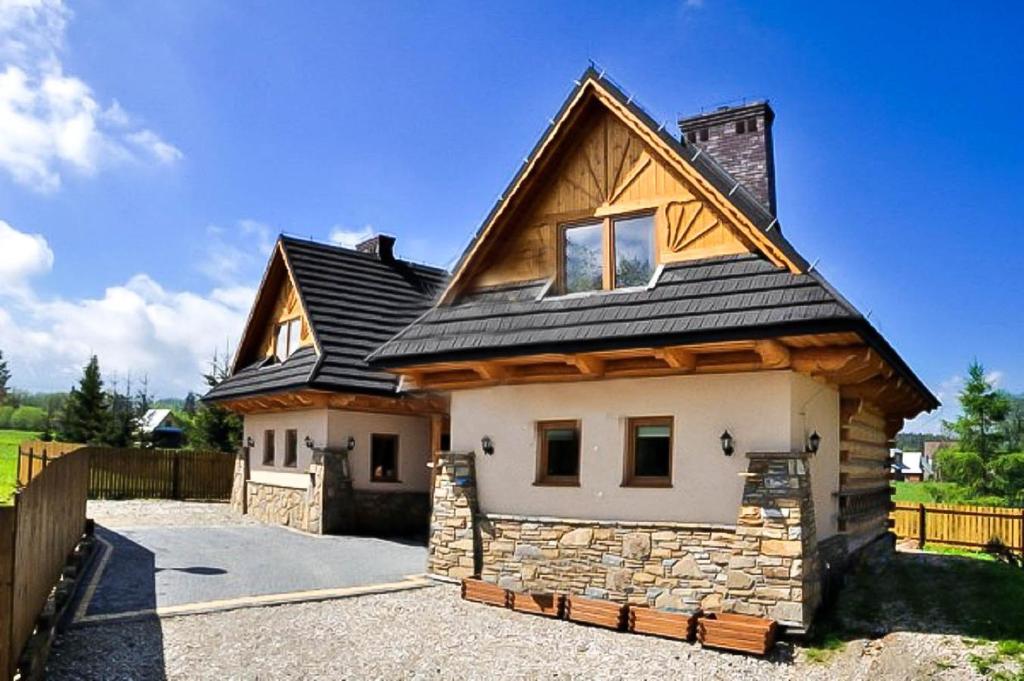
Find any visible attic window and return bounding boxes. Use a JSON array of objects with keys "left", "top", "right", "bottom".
[
  {"left": 699, "top": 128, "right": 709, "bottom": 142},
  {"left": 274, "top": 318, "right": 302, "bottom": 361},
  {"left": 560, "top": 212, "right": 655, "bottom": 294},
  {"left": 746, "top": 117, "right": 758, "bottom": 132},
  {"left": 685, "top": 131, "right": 697, "bottom": 143},
  {"left": 735, "top": 120, "right": 746, "bottom": 134}
]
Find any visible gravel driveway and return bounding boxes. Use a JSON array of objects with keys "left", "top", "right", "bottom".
[{"left": 50, "top": 584, "right": 982, "bottom": 680}]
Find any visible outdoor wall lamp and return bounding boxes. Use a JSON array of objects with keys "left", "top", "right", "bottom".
[
  {"left": 304, "top": 435, "right": 315, "bottom": 449},
  {"left": 346, "top": 436, "right": 356, "bottom": 451},
  {"left": 806, "top": 430, "right": 821, "bottom": 455},
  {"left": 481, "top": 435, "right": 495, "bottom": 455},
  {"left": 245, "top": 436, "right": 254, "bottom": 448},
  {"left": 720, "top": 430, "right": 734, "bottom": 457}
]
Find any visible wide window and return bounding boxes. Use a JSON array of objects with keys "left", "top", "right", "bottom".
[
  {"left": 624, "top": 417, "right": 673, "bottom": 487},
  {"left": 562, "top": 221, "right": 604, "bottom": 293},
  {"left": 370, "top": 433, "right": 399, "bottom": 482},
  {"left": 262, "top": 429, "right": 275, "bottom": 466},
  {"left": 560, "top": 213, "right": 655, "bottom": 293},
  {"left": 274, "top": 318, "right": 302, "bottom": 362},
  {"left": 283, "top": 429, "right": 298, "bottom": 468},
  {"left": 536, "top": 420, "right": 581, "bottom": 486}
]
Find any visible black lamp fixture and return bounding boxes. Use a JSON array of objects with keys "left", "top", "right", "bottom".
[
  {"left": 346, "top": 436, "right": 356, "bottom": 451},
  {"left": 481, "top": 435, "right": 494, "bottom": 455},
  {"left": 304, "top": 435, "right": 315, "bottom": 450},
  {"left": 720, "top": 430, "right": 734, "bottom": 457},
  {"left": 245, "top": 436, "right": 254, "bottom": 448},
  {"left": 806, "top": 430, "right": 821, "bottom": 454}
]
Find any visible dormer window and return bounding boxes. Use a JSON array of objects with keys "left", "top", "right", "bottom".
[
  {"left": 560, "top": 212, "right": 655, "bottom": 294},
  {"left": 274, "top": 318, "right": 302, "bottom": 361}
]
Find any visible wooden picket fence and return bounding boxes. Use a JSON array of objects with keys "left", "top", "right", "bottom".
[
  {"left": 17, "top": 441, "right": 235, "bottom": 501},
  {"left": 891, "top": 502, "right": 1024, "bottom": 555},
  {"left": 0, "top": 448, "right": 89, "bottom": 678}
]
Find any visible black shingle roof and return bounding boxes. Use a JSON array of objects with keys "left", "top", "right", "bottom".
[
  {"left": 205, "top": 236, "right": 447, "bottom": 402},
  {"left": 368, "top": 254, "right": 858, "bottom": 363}
]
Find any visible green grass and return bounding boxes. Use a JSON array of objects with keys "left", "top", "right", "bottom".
[
  {"left": 893, "top": 481, "right": 1016, "bottom": 507},
  {"left": 804, "top": 634, "right": 845, "bottom": 663},
  {"left": 0, "top": 429, "right": 40, "bottom": 504},
  {"left": 814, "top": 547, "right": 1024, "bottom": 678}
]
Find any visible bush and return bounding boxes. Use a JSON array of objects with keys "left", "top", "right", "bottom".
[
  {"left": 935, "top": 449, "right": 986, "bottom": 490},
  {"left": 990, "top": 453, "right": 1024, "bottom": 506},
  {"left": 9, "top": 406, "right": 46, "bottom": 431},
  {"left": 0, "top": 405, "right": 13, "bottom": 429}
]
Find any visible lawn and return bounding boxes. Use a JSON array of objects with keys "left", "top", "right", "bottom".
[
  {"left": 0, "top": 429, "right": 40, "bottom": 504},
  {"left": 893, "top": 481, "right": 1012, "bottom": 507},
  {"left": 811, "top": 548, "right": 1024, "bottom": 677}
]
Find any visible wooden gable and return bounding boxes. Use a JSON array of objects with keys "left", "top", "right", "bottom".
[
  {"left": 232, "top": 241, "right": 318, "bottom": 371},
  {"left": 470, "top": 103, "right": 754, "bottom": 290}
]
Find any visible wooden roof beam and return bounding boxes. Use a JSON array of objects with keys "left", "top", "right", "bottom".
[
  {"left": 567, "top": 354, "right": 606, "bottom": 377},
  {"left": 792, "top": 346, "right": 871, "bottom": 374},
  {"left": 654, "top": 346, "right": 697, "bottom": 372},
  {"left": 754, "top": 339, "right": 791, "bottom": 369}
]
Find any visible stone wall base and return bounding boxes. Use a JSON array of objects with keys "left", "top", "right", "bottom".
[
  {"left": 245, "top": 481, "right": 318, "bottom": 533},
  {"left": 352, "top": 491, "right": 429, "bottom": 537}
]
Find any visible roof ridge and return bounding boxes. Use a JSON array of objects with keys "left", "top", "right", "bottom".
[{"left": 279, "top": 233, "right": 448, "bottom": 275}]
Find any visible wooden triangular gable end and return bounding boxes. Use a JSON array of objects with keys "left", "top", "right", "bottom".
[
  {"left": 440, "top": 69, "right": 804, "bottom": 303},
  {"left": 230, "top": 239, "right": 320, "bottom": 373}
]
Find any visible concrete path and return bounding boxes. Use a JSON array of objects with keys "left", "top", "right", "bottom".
[{"left": 72, "top": 508, "right": 431, "bottom": 624}]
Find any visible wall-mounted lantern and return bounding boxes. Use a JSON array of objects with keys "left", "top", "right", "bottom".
[
  {"left": 346, "top": 436, "right": 356, "bottom": 451},
  {"left": 720, "top": 430, "right": 734, "bottom": 457},
  {"left": 481, "top": 435, "right": 495, "bottom": 455},
  {"left": 304, "top": 435, "right": 315, "bottom": 450},
  {"left": 245, "top": 436, "right": 255, "bottom": 448},
  {"left": 806, "top": 430, "right": 821, "bottom": 455}
]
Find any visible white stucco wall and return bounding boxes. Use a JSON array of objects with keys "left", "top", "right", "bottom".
[
  {"left": 450, "top": 371, "right": 841, "bottom": 535},
  {"left": 327, "top": 410, "right": 432, "bottom": 492},
  {"left": 789, "top": 373, "right": 841, "bottom": 539},
  {"left": 244, "top": 409, "right": 328, "bottom": 487}
]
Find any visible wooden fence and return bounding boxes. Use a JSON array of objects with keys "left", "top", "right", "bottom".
[
  {"left": 891, "top": 503, "right": 1024, "bottom": 555},
  {"left": 0, "top": 449, "right": 89, "bottom": 678},
  {"left": 18, "top": 441, "right": 235, "bottom": 501}
]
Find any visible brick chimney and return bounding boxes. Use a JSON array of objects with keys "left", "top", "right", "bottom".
[
  {"left": 679, "top": 102, "right": 777, "bottom": 215},
  {"left": 355, "top": 234, "right": 396, "bottom": 263}
]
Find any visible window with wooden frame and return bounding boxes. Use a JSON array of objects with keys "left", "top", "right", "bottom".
[
  {"left": 274, "top": 318, "right": 302, "bottom": 362},
  {"left": 370, "top": 433, "right": 399, "bottom": 483},
  {"left": 623, "top": 416, "right": 673, "bottom": 487},
  {"left": 262, "top": 429, "right": 275, "bottom": 466},
  {"left": 535, "top": 420, "right": 581, "bottom": 486},
  {"left": 283, "top": 429, "right": 298, "bottom": 468},
  {"left": 560, "top": 212, "right": 656, "bottom": 294}
]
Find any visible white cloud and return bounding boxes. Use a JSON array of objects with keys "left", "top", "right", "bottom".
[
  {"left": 0, "top": 0, "right": 181, "bottom": 192},
  {"left": 0, "top": 218, "right": 53, "bottom": 294},
  {"left": 198, "top": 220, "right": 276, "bottom": 287},
  {"left": 0, "top": 218, "right": 254, "bottom": 395},
  {"left": 329, "top": 224, "right": 374, "bottom": 249}
]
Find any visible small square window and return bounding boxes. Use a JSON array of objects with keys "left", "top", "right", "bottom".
[
  {"left": 699, "top": 127, "right": 709, "bottom": 142},
  {"left": 746, "top": 117, "right": 758, "bottom": 132},
  {"left": 613, "top": 214, "right": 655, "bottom": 289},
  {"left": 686, "top": 130, "right": 697, "bottom": 143},
  {"left": 371, "top": 434, "right": 399, "bottom": 482},
  {"left": 262, "top": 430, "right": 275, "bottom": 466},
  {"left": 624, "top": 417, "right": 673, "bottom": 487},
  {"left": 735, "top": 120, "right": 745, "bottom": 135},
  {"left": 284, "top": 429, "right": 298, "bottom": 468},
  {"left": 536, "top": 420, "right": 581, "bottom": 486}
]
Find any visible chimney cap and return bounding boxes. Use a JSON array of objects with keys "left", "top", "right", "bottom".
[
  {"left": 355, "top": 234, "right": 396, "bottom": 263},
  {"left": 679, "top": 101, "right": 774, "bottom": 130}
]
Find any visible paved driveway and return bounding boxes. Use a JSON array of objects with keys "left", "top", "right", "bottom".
[{"left": 72, "top": 503, "right": 431, "bottom": 624}]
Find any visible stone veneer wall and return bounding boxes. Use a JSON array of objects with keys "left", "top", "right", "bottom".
[
  {"left": 244, "top": 455, "right": 325, "bottom": 534},
  {"left": 428, "top": 450, "right": 821, "bottom": 631},
  {"left": 229, "top": 449, "right": 248, "bottom": 514},
  {"left": 353, "top": 491, "right": 430, "bottom": 537}
]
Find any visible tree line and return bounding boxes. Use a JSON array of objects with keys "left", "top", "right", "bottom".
[
  {"left": 934, "top": 361, "right": 1024, "bottom": 506},
  {"left": 0, "top": 349, "right": 241, "bottom": 453}
]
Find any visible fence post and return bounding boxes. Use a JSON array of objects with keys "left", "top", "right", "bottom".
[
  {"left": 918, "top": 503, "right": 927, "bottom": 549},
  {"left": 1019, "top": 509, "right": 1024, "bottom": 558},
  {"left": 172, "top": 453, "right": 181, "bottom": 500}
]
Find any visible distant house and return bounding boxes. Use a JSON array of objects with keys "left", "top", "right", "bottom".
[
  {"left": 891, "top": 449, "right": 932, "bottom": 482},
  {"left": 139, "top": 408, "right": 184, "bottom": 448}
]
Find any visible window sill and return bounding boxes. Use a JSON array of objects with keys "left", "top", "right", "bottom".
[
  {"left": 533, "top": 480, "right": 581, "bottom": 488},
  {"left": 370, "top": 479, "right": 402, "bottom": 484},
  {"left": 621, "top": 480, "right": 673, "bottom": 489}
]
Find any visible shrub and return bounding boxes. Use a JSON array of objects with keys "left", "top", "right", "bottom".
[
  {"left": 9, "top": 406, "right": 46, "bottom": 431},
  {"left": 990, "top": 453, "right": 1024, "bottom": 506},
  {"left": 935, "top": 449, "right": 986, "bottom": 491},
  {"left": 0, "top": 405, "right": 13, "bottom": 429}
]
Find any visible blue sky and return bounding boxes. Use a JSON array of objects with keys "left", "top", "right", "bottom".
[{"left": 0, "top": 1, "right": 1021, "bottom": 432}]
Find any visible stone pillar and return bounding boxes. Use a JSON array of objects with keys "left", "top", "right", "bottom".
[
  {"left": 724, "top": 451, "right": 820, "bottom": 632},
  {"left": 230, "top": 447, "right": 249, "bottom": 515},
  {"left": 428, "top": 452, "right": 479, "bottom": 579},
  {"left": 318, "top": 448, "right": 357, "bottom": 535}
]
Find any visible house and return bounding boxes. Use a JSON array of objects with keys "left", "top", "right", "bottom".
[
  {"left": 890, "top": 449, "right": 931, "bottom": 482},
  {"left": 139, "top": 408, "right": 184, "bottom": 448},
  {"left": 204, "top": 234, "right": 449, "bottom": 536},
  {"left": 366, "top": 67, "right": 938, "bottom": 632}
]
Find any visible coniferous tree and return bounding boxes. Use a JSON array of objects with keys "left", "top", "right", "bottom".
[
  {"left": 183, "top": 391, "right": 198, "bottom": 416},
  {"left": 944, "top": 361, "right": 1011, "bottom": 462},
  {"left": 0, "top": 349, "right": 10, "bottom": 405},
  {"left": 188, "top": 350, "right": 242, "bottom": 453},
  {"left": 61, "top": 355, "right": 111, "bottom": 444}
]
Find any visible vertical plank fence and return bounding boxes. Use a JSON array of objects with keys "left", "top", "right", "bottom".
[
  {"left": 891, "top": 502, "right": 1024, "bottom": 555},
  {"left": 0, "top": 449, "right": 89, "bottom": 678},
  {"left": 17, "top": 442, "right": 235, "bottom": 501}
]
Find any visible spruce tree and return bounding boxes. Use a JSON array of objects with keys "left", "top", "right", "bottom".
[
  {"left": 0, "top": 349, "right": 10, "bottom": 405},
  {"left": 62, "top": 355, "right": 111, "bottom": 444},
  {"left": 188, "top": 351, "right": 242, "bottom": 452},
  {"left": 944, "top": 360, "right": 1011, "bottom": 461}
]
